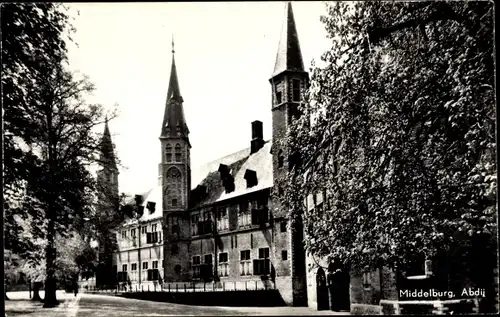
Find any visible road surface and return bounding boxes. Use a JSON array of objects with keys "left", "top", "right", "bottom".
[{"left": 5, "top": 291, "right": 348, "bottom": 316}]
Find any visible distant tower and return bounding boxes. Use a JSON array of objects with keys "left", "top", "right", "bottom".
[
  {"left": 159, "top": 37, "right": 191, "bottom": 282},
  {"left": 270, "top": 2, "right": 309, "bottom": 306},
  {"left": 97, "top": 117, "right": 119, "bottom": 198},
  {"left": 96, "top": 117, "right": 120, "bottom": 287}
]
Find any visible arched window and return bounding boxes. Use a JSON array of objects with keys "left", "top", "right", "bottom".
[
  {"left": 175, "top": 143, "right": 181, "bottom": 162},
  {"left": 166, "top": 144, "right": 172, "bottom": 162},
  {"left": 174, "top": 264, "right": 181, "bottom": 273},
  {"left": 166, "top": 167, "right": 182, "bottom": 208},
  {"left": 278, "top": 150, "right": 284, "bottom": 168}
]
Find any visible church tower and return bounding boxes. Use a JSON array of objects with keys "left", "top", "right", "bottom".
[
  {"left": 270, "top": 2, "right": 309, "bottom": 306},
  {"left": 96, "top": 118, "right": 120, "bottom": 287},
  {"left": 159, "top": 38, "right": 191, "bottom": 282},
  {"left": 97, "top": 118, "right": 119, "bottom": 198}
]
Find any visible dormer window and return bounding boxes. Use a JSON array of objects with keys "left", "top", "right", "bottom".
[
  {"left": 223, "top": 178, "right": 235, "bottom": 193},
  {"left": 137, "top": 205, "right": 144, "bottom": 217},
  {"left": 218, "top": 164, "right": 235, "bottom": 193},
  {"left": 146, "top": 201, "right": 156, "bottom": 214},
  {"left": 244, "top": 169, "right": 258, "bottom": 188},
  {"left": 175, "top": 143, "right": 181, "bottom": 162},
  {"left": 218, "top": 164, "right": 230, "bottom": 175},
  {"left": 166, "top": 144, "right": 172, "bottom": 162}
]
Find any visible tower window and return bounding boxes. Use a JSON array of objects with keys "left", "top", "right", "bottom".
[
  {"left": 282, "top": 250, "right": 288, "bottom": 260},
  {"left": 278, "top": 150, "right": 284, "bottom": 168},
  {"left": 171, "top": 243, "right": 179, "bottom": 255},
  {"left": 174, "top": 264, "right": 181, "bottom": 274},
  {"left": 280, "top": 220, "right": 287, "bottom": 232},
  {"left": 292, "top": 79, "right": 301, "bottom": 102},
  {"left": 166, "top": 144, "right": 172, "bottom": 162},
  {"left": 275, "top": 83, "right": 282, "bottom": 105},
  {"left": 175, "top": 144, "right": 181, "bottom": 162},
  {"left": 172, "top": 199, "right": 178, "bottom": 207},
  {"left": 166, "top": 167, "right": 182, "bottom": 209}
]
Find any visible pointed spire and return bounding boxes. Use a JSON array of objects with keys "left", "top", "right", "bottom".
[
  {"left": 272, "top": 2, "right": 305, "bottom": 77},
  {"left": 166, "top": 36, "right": 182, "bottom": 102},
  {"left": 100, "top": 116, "right": 117, "bottom": 169},
  {"left": 161, "top": 38, "right": 189, "bottom": 139}
]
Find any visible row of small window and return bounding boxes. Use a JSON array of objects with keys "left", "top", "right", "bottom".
[
  {"left": 191, "top": 248, "right": 287, "bottom": 276},
  {"left": 126, "top": 218, "right": 287, "bottom": 243},
  {"left": 121, "top": 224, "right": 160, "bottom": 239},
  {"left": 121, "top": 260, "right": 163, "bottom": 273},
  {"left": 189, "top": 202, "right": 270, "bottom": 236},
  {"left": 165, "top": 144, "right": 182, "bottom": 162},
  {"left": 189, "top": 215, "right": 287, "bottom": 237},
  {"left": 274, "top": 79, "right": 302, "bottom": 104},
  {"left": 117, "top": 269, "right": 160, "bottom": 282},
  {"left": 120, "top": 232, "right": 161, "bottom": 246}
]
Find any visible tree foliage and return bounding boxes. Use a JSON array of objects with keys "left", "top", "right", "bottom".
[
  {"left": 276, "top": 1, "right": 496, "bottom": 271},
  {"left": 2, "top": 3, "right": 114, "bottom": 306}
]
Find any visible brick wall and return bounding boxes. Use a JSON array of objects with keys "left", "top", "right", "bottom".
[
  {"left": 350, "top": 267, "right": 383, "bottom": 305},
  {"left": 273, "top": 218, "right": 291, "bottom": 278}
]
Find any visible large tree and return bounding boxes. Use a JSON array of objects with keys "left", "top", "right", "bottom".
[
  {"left": 277, "top": 0, "right": 495, "bottom": 297},
  {"left": 2, "top": 3, "right": 112, "bottom": 307}
]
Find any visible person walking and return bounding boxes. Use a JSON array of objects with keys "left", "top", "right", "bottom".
[{"left": 73, "top": 279, "right": 79, "bottom": 297}]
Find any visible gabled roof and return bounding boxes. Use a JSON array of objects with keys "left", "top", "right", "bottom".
[
  {"left": 272, "top": 2, "right": 305, "bottom": 78},
  {"left": 120, "top": 139, "right": 273, "bottom": 224},
  {"left": 189, "top": 141, "right": 273, "bottom": 208},
  {"left": 121, "top": 186, "right": 162, "bottom": 226}
]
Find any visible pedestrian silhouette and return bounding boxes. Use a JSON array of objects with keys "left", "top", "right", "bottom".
[{"left": 74, "top": 280, "right": 79, "bottom": 297}]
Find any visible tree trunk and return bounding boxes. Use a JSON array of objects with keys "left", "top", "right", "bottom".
[
  {"left": 43, "top": 216, "right": 59, "bottom": 307},
  {"left": 32, "top": 282, "right": 43, "bottom": 301}
]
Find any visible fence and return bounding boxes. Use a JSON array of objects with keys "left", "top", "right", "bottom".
[{"left": 87, "top": 279, "right": 276, "bottom": 294}]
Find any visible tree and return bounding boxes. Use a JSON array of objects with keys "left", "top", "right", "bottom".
[
  {"left": 276, "top": 0, "right": 495, "bottom": 299},
  {"left": 2, "top": 4, "right": 70, "bottom": 298},
  {"left": 2, "top": 3, "right": 114, "bottom": 307}
]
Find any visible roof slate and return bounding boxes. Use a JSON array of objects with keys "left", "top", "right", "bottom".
[{"left": 122, "top": 140, "right": 274, "bottom": 225}]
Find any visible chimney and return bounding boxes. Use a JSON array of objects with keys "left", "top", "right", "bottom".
[{"left": 250, "top": 120, "right": 265, "bottom": 154}]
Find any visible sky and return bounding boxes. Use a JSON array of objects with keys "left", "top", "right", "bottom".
[{"left": 65, "top": 1, "right": 332, "bottom": 196}]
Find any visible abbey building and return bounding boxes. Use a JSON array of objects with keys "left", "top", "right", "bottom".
[{"left": 110, "top": 2, "right": 310, "bottom": 306}]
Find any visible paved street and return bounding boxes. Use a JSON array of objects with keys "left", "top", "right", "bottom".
[{"left": 5, "top": 291, "right": 349, "bottom": 316}]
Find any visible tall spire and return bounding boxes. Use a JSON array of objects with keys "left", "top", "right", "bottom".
[
  {"left": 272, "top": 2, "right": 305, "bottom": 77},
  {"left": 166, "top": 35, "right": 182, "bottom": 102},
  {"left": 161, "top": 37, "right": 189, "bottom": 139},
  {"left": 100, "top": 117, "right": 117, "bottom": 169}
]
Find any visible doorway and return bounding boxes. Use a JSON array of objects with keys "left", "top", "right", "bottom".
[
  {"left": 316, "top": 267, "right": 329, "bottom": 310},
  {"left": 327, "top": 263, "right": 351, "bottom": 312}
]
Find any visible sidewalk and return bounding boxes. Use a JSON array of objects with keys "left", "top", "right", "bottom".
[
  {"left": 5, "top": 290, "right": 82, "bottom": 317},
  {"left": 221, "top": 306, "right": 350, "bottom": 315}
]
